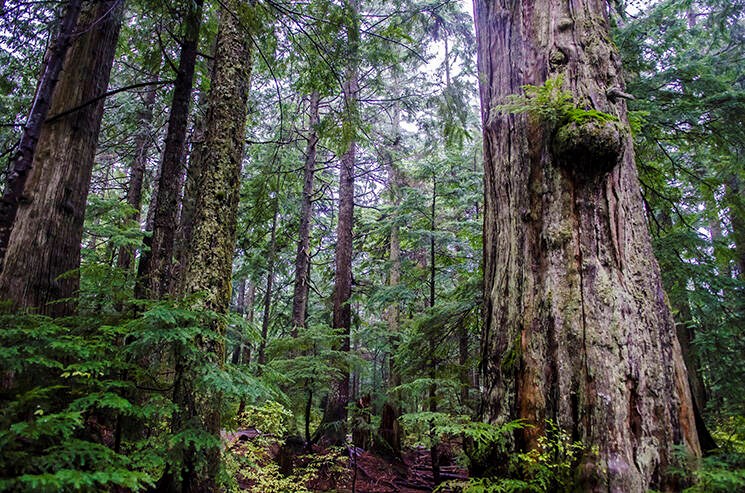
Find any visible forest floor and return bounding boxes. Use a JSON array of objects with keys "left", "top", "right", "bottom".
[{"left": 228, "top": 431, "right": 469, "bottom": 492}]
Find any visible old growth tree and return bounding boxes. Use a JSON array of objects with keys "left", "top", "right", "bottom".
[
  {"left": 0, "top": 0, "right": 123, "bottom": 315},
  {"left": 475, "top": 0, "right": 700, "bottom": 490}
]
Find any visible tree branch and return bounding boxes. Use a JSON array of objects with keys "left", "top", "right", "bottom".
[{"left": 46, "top": 80, "right": 174, "bottom": 123}]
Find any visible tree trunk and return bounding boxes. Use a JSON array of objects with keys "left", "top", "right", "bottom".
[
  {"left": 231, "top": 279, "right": 247, "bottom": 365},
  {"left": 257, "top": 200, "right": 278, "bottom": 368},
  {"left": 474, "top": 1, "right": 700, "bottom": 490},
  {"left": 0, "top": 0, "right": 124, "bottom": 316},
  {"left": 173, "top": 91, "right": 209, "bottom": 287},
  {"left": 161, "top": 1, "right": 252, "bottom": 490},
  {"left": 375, "top": 91, "right": 405, "bottom": 457},
  {"left": 136, "top": 0, "right": 204, "bottom": 299},
  {"left": 725, "top": 176, "right": 745, "bottom": 279},
  {"left": 316, "top": 0, "right": 359, "bottom": 447},
  {"left": 459, "top": 323, "right": 469, "bottom": 407},
  {"left": 291, "top": 91, "right": 320, "bottom": 337},
  {"left": 428, "top": 183, "right": 440, "bottom": 485},
  {"left": 118, "top": 83, "right": 158, "bottom": 271},
  {"left": 0, "top": 0, "right": 83, "bottom": 265}
]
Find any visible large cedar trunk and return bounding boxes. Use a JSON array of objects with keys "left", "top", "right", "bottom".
[
  {"left": 318, "top": 127, "right": 355, "bottom": 446},
  {"left": 136, "top": 0, "right": 204, "bottom": 299},
  {"left": 474, "top": 1, "right": 700, "bottom": 491},
  {"left": 0, "top": 0, "right": 83, "bottom": 264},
  {"left": 168, "top": 0, "right": 252, "bottom": 489},
  {"left": 0, "top": 0, "right": 123, "bottom": 315}
]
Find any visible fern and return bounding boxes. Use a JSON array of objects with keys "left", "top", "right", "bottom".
[{"left": 493, "top": 75, "right": 618, "bottom": 127}]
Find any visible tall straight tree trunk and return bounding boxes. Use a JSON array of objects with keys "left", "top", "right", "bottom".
[
  {"left": 231, "top": 279, "right": 247, "bottom": 364},
  {"left": 0, "top": 0, "right": 83, "bottom": 265},
  {"left": 458, "top": 323, "right": 469, "bottom": 406},
  {"left": 428, "top": 178, "right": 440, "bottom": 485},
  {"left": 385, "top": 83, "right": 403, "bottom": 395},
  {"left": 174, "top": 87, "right": 211, "bottom": 287},
  {"left": 136, "top": 0, "right": 204, "bottom": 299},
  {"left": 160, "top": 1, "right": 252, "bottom": 490},
  {"left": 725, "top": 176, "right": 745, "bottom": 279},
  {"left": 257, "top": 199, "right": 279, "bottom": 368},
  {"left": 0, "top": 0, "right": 124, "bottom": 315},
  {"left": 118, "top": 84, "right": 158, "bottom": 271},
  {"left": 291, "top": 91, "right": 320, "bottom": 337},
  {"left": 474, "top": 1, "right": 700, "bottom": 491},
  {"left": 374, "top": 126, "right": 404, "bottom": 458},
  {"left": 317, "top": 0, "right": 360, "bottom": 446}
]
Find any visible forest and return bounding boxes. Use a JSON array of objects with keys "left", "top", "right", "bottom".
[{"left": 0, "top": 0, "right": 743, "bottom": 491}]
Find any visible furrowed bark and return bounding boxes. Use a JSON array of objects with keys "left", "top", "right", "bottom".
[
  {"left": 474, "top": 1, "right": 700, "bottom": 491},
  {"left": 0, "top": 0, "right": 124, "bottom": 315},
  {"left": 0, "top": 0, "right": 83, "bottom": 265},
  {"left": 316, "top": 0, "right": 359, "bottom": 447}
]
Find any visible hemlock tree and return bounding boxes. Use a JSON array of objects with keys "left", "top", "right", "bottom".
[
  {"left": 316, "top": 0, "right": 360, "bottom": 446},
  {"left": 474, "top": 0, "right": 700, "bottom": 490},
  {"left": 157, "top": 0, "right": 254, "bottom": 490},
  {"left": 0, "top": 0, "right": 124, "bottom": 315}
]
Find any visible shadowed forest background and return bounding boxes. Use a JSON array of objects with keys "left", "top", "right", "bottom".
[{"left": 0, "top": 0, "right": 744, "bottom": 491}]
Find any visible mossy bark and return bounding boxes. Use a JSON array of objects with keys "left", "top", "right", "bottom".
[
  {"left": 163, "top": 1, "right": 252, "bottom": 490},
  {"left": 0, "top": 0, "right": 123, "bottom": 315},
  {"left": 0, "top": 0, "right": 83, "bottom": 265},
  {"left": 474, "top": 1, "right": 700, "bottom": 491}
]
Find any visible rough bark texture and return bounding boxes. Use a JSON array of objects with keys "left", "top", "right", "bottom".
[
  {"left": 136, "top": 0, "right": 204, "bottom": 299},
  {"left": 117, "top": 85, "right": 157, "bottom": 271},
  {"left": 291, "top": 91, "right": 320, "bottom": 337},
  {"left": 474, "top": 1, "right": 700, "bottom": 491},
  {"left": 317, "top": 0, "right": 359, "bottom": 446},
  {"left": 166, "top": 1, "right": 252, "bottom": 490},
  {"left": 0, "top": 0, "right": 83, "bottom": 265},
  {"left": 0, "top": 0, "right": 123, "bottom": 315}
]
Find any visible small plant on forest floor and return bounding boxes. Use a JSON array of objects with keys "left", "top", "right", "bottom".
[
  {"left": 434, "top": 419, "right": 585, "bottom": 493},
  {"left": 667, "top": 416, "right": 745, "bottom": 493},
  {"left": 229, "top": 438, "right": 347, "bottom": 493}
]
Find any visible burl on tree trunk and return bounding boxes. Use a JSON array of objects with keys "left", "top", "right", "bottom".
[{"left": 474, "top": 1, "right": 700, "bottom": 491}]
